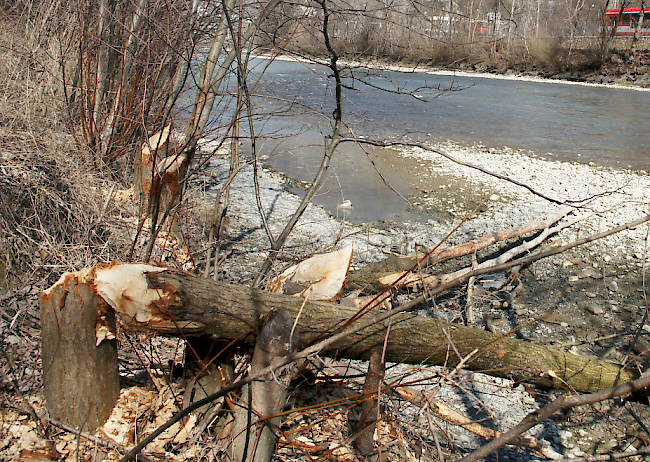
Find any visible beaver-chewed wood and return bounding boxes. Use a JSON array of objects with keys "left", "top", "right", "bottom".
[{"left": 88, "top": 263, "right": 639, "bottom": 394}]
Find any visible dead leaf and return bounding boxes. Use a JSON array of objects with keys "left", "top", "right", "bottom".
[{"left": 19, "top": 447, "right": 59, "bottom": 461}]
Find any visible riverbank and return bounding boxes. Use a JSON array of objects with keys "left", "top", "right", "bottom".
[
  {"left": 200, "top": 139, "right": 650, "bottom": 459},
  {"left": 212, "top": 137, "right": 650, "bottom": 265},
  {"left": 205, "top": 136, "right": 650, "bottom": 339},
  {"left": 268, "top": 51, "right": 650, "bottom": 91}
]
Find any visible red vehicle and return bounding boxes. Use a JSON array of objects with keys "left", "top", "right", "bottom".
[{"left": 606, "top": 6, "right": 650, "bottom": 35}]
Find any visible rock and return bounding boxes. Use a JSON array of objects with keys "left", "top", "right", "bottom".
[
  {"left": 584, "top": 303, "right": 604, "bottom": 315},
  {"left": 577, "top": 267, "right": 602, "bottom": 279},
  {"left": 608, "top": 280, "right": 618, "bottom": 292}
]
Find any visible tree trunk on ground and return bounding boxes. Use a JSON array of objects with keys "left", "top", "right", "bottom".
[
  {"left": 69, "top": 263, "right": 641, "bottom": 394},
  {"left": 39, "top": 269, "right": 120, "bottom": 431}
]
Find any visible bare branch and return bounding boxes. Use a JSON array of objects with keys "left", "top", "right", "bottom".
[{"left": 458, "top": 373, "right": 650, "bottom": 462}]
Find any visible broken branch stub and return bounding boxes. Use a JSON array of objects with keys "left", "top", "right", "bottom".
[{"left": 230, "top": 309, "right": 299, "bottom": 462}]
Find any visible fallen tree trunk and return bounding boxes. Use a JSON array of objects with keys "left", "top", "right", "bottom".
[{"left": 70, "top": 262, "right": 640, "bottom": 394}]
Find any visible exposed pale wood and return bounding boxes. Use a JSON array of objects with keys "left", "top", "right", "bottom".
[
  {"left": 266, "top": 244, "right": 353, "bottom": 301},
  {"left": 133, "top": 126, "right": 171, "bottom": 215},
  {"left": 39, "top": 269, "right": 119, "bottom": 431},
  {"left": 89, "top": 263, "right": 639, "bottom": 394}
]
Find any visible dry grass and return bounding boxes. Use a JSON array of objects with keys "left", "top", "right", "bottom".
[{"left": 0, "top": 14, "right": 130, "bottom": 290}]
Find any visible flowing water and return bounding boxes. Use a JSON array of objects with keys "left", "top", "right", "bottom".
[{"left": 229, "top": 58, "right": 650, "bottom": 222}]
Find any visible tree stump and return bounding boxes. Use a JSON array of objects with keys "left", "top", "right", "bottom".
[{"left": 40, "top": 269, "right": 119, "bottom": 431}]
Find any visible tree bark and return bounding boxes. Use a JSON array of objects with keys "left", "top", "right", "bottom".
[
  {"left": 353, "top": 346, "right": 385, "bottom": 457},
  {"left": 83, "top": 263, "right": 640, "bottom": 394},
  {"left": 230, "top": 309, "right": 298, "bottom": 462}
]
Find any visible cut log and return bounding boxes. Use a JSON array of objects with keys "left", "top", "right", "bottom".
[
  {"left": 40, "top": 269, "right": 119, "bottom": 431},
  {"left": 69, "top": 263, "right": 641, "bottom": 394}
]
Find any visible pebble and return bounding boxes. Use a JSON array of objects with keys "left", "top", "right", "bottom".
[
  {"left": 577, "top": 267, "right": 602, "bottom": 279},
  {"left": 522, "top": 395, "right": 536, "bottom": 405},
  {"left": 584, "top": 303, "right": 604, "bottom": 315},
  {"left": 585, "top": 292, "right": 597, "bottom": 298},
  {"left": 608, "top": 280, "right": 618, "bottom": 291}
]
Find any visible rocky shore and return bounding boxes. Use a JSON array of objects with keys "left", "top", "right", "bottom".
[{"left": 199, "top": 138, "right": 650, "bottom": 460}]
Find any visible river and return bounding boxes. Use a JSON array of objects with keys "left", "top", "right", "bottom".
[{"left": 234, "top": 58, "right": 650, "bottom": 222}]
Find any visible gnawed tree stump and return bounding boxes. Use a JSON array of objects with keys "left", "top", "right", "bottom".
[
  {"left": 40, "top": 269, "right": 119, "bottom": 431},
  {"left": 133, "top": 125, "right": 171, "bottom": 216},
  {"left": 133, "top": 125, "right": 189, "bottom": 242}
]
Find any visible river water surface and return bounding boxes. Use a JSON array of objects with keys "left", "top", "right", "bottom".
[{"left": 242, "top": 58, "right": 650, "bottom": 222}]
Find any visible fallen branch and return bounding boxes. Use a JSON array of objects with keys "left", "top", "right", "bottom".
[
  {"left": 348, "top": 207, "right": 574, "bottom": 291},
  {"left": 394, "top": 387, "right": 561, "bottom": 459},
  {"left": 40, "top": 214, "right": 650, "bottom": 461},
  {"left": 551, "top": 448, "right": 650, "bottom": 462},
  {"left": 377, "top": 209, "right": 583, "bottom": 289}
]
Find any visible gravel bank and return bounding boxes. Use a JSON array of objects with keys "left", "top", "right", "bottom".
[
  {"left": 197, "top": 139, "right": 650, "bottom": 459},
  {"left": 203, "top": 139, "right": 650, "bottom": 273}
]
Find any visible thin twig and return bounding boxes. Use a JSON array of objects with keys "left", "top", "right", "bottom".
[{"left": 340, "top": 137, "right": 625, "bottom": 206}]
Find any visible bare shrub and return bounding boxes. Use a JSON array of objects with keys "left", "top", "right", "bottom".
[
  {"left": 0, "top": 16, "right": 129, "bottom": 289},
  {"left": 527, "top": 36, "right": 565, "bottom": 71}
]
